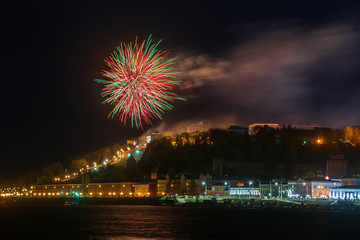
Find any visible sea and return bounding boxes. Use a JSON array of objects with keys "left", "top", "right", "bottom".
[{"left": 0, "top": 204, "right": 359, "bottom": 239}]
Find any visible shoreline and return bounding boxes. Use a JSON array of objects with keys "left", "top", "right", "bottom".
[{"left": 1, "top": 197, "right": 360, "bottom": 212}]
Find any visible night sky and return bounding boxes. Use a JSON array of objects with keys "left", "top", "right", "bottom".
[{"left": 2, "top": 0, "right": 360, "bottom": 180}]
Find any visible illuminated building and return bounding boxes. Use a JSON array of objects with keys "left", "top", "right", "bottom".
[
  {"left": 135, "top": 184, "right": 151, "bottom": 197},
  {"left": 259, "top": 182, "right": 287, "bottom": 199},
  {"left": 156, "top": 173, "right": 212, "bottom": 196},
  {"left": 126, "top": 138, "right": 138, "bottom": 145},
  {"left": 229, "top": 187, "right": 260, "bottom": 198},
  {"left": 31, "top": 184, "right": 82, "bottom": 197},
  {"left": 329, "top": 185, "right": 360, "bottom": 200},
  {"left": 207, "top": 184, "right": 230, "bottom": 197},
  {"left": 156, "top": 179, "right": 167, "bottom": 196},
  {"left": 288, "top": 179, "right": 342, "bottom": 199},
  {"left": 88, "top": 182, "right": 135, "bottom": 197},
  {"left": 310, "top": 181, "right": 341, "bottom": 199},
  {"left": 87, "top": 182, "right": 157, "bottom": 197}
]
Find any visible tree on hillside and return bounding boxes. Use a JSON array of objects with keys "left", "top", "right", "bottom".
[
  {"left": 111, "top": 143, "right": 121, "bottom": 156},
  {"left": 139, "top": 137, "right": 175, "bottom": 174},
  {"left": 343, "top": 126, "right": 354, "bottom": 142},
  {"left": 342, "top": 126, "right": 360, "bottom": 146},
  {"left": 69, "top": 159, "right": 88, "bottom": 171}
]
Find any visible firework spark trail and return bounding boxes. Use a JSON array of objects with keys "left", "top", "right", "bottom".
[{"left": 95, "top": 36, "right": 185, "bottom": 129}]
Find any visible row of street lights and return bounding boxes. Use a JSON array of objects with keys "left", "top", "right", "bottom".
[{"left": 52, "top": 147, "right": 145, "bottom": 183}]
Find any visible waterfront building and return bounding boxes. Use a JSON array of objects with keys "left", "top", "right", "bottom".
[
  {"left": 229, "top": 187, "right": 260, "bottom": 199},
  {"left": 212, "top": 177, "right": 238, "bottom": 188},
  {"left": 329, "top": 185, "right": 360, "bottom": 200},
  {"left": 156, "top": 174, "right": 204, "bottom": 196},
  {"left": 28, "top": 182, "right": 157, "bottom": 198},
  {"left": 341, "top": 178, "right": 360, "bottom": 186},
  {"left": 207, "top": 185, "right": 229, "bottom": 197},
  {"left": 134, "top": 184, "right": 150, "bottom": 197},
  {"left": 259, "top": 182, "right": 287, "bottom": 199},
  {"left": 156, "top": 179, "right": 167, "bottom": 196},
  {"left": 88, "top": 182, "right": 136, "bottom": 197},
  {"left": 30, "top": 184, "right": 82, "bottom": 197},
  {"left": 287, "top": 179, "right": 311, "bottom": 198}
]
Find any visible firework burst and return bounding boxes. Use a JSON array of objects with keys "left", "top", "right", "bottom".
[{"left": 95, "top": 36, "right": 184, "bottom": 129}]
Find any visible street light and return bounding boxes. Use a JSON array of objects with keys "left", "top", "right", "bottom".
[
  {"left": 259, "top": 181, "right": 261, "bottom": 199},
  {"left": 249, "top": 181, "right": 253, "bottom": 199},
  {"left": 202, "top": 182, "right": 206, "bottom": 195}
]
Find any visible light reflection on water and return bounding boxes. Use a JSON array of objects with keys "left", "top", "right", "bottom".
[
  {"left": 0, "top": 204, "right": 360, "bottom": 239},
  {"left": 76, "top": 205, "right": 200, "bottom": 239}
]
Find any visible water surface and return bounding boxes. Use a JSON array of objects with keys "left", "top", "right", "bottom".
[{"left": 0, "top": 205, "right": 359, "bottom": 239}]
